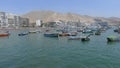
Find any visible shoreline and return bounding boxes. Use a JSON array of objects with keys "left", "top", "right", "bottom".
[{"left": 0, "top": 27, "right": 60, "bottom": 31}]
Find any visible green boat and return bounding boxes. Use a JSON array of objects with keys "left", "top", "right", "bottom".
[{"left": 107, "top": 36, "right": 120, "bottom": 42}]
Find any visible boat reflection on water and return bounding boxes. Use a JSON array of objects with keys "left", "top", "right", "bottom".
[{"left": 107, "top": 41, "right": 118, "bottom": 45}]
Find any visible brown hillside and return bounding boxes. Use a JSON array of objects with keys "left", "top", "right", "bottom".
[{"left": 22, "top": 10, "right": 120, "bottom": 25}]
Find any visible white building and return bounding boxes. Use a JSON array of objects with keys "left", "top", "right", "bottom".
[
  {"left": 6, "top": 13, "right": 16, "bottom": 27},
  {"left": 0, "top": 12, "right": 8, "bottom": 28},
  {"left": 0, "top": 11, "right": 29, "bottom": 28},
  {"left": 36, "top": 20, "right": 42, "bottom": 27}
]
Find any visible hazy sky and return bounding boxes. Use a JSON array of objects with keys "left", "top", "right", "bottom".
[{"left": 0, "top": 0, "right": 120, "bottom": 17}]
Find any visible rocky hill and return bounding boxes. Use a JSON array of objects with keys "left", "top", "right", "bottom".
[{"left": 22, "top": 10, "right": 120, "bottom": 25}]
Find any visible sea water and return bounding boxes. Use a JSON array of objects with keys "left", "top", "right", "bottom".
[{"left": 0, "top": 28, "right": 120, "bottom": 68}]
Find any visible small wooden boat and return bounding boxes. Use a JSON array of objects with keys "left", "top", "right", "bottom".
[
  {"left": 70, "top": 32, "right": 78, "bottom": 36},
  {"left": 107, "top": 36, "right": 120, "bottom": 42},
  {"left": 114, "top": 29, "right": 118, "bottom": 32},
  {"left": 44, "top": 33, "right": 59, "bottom": 37},
  {"left": 59, "top": 33, "right": 70, "bottom": 36},
  {"left": 0, "top": 33, "right": 10, "bottom": 37},
  {"left": 18, "top": 33, "right": 28, "bottom": 36},
  {"left": 68, "top": 36, "right": 80, "bottom": 40},
  {"left": 81, "top": 34, "right": 92, "bottom": 41},
  {"left": 59, "top": 32, "right": 77, "bottom": 36},
  {"left": 95, "top": 31, "right": 101, "bottom": 35},
  {"left": 114, "top": 28, "right": 120, "bottom": 33},
  {"left": 29, "top": 30, "right": 40, "bottom": 34},
  {"left": 82, "top": 29, "right": 93, "bottom": 33},
  {"left": 81, "top": 37, "right": 90, "bottom": 41}
]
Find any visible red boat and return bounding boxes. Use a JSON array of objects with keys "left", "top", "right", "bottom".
[{"left": 0, "top": 33, "right": 10, "bottom": 37}]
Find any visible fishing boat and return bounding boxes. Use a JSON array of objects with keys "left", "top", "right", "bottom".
[
  {"left": 59, "top": 32, "right": 78, "bottom": 36},
  {"left": 95, "top": 31, "right": 101, "bottom": 35},
  {"left": 70, "top": 32, "right": 78, "bottom": 36},
  {"left": 44, "top": 33, "right": 59, "bottom": 37},
  {"left": 81, "top": 36, "right": 90, "bottom": 41},
  {"left": 81, "top": 34, "right": 92, "bottom": 41},
  {"left": 18, "top": 33, "right": 28, "bottom": 36},
  {"left": 82, "top": 29, "right": 93, "bottom": 33},
  {"left": 0, "top": 31, "right": 10, "bottom": 37},
  {"left": 59, "top": 33, "right": 70, "bottom": 36},
  {"left": 0, "top": 33, "right": 10, "bottom": 37},
  {"left": 114, "top": 29, "right": 118, "bottom": 32},
  {"left": 29, "top": 30, "right": 40, "bottom": 34},
  {"left": 113, "top": 28, "right": 120, "bottom": 34},
  {"left": 107, "top": 36, "right": 120, "bottom": 42},
  {"left": 68, "top": 36, "right": 80, "bottom": 40}
]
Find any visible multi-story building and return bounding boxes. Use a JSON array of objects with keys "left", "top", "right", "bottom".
[
  {"left": 36, "top": 20, "right": 43, "bottom": 27},
  {"left": 0, "top": 11, "right": 29, "bottom": 28},
  {"left": 20, "top": 18, "right": 29, "bottom": 27},
  {"left": 0, "top": 12, "right": 8, "bottom": 28},
  {"left": 14, "top": 16, "right": 21, "bottom": 27},
  {"left": 7, "top": 13, "right": 16, "bottom": 27}
]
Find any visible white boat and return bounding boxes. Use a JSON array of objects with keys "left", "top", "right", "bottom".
[
  {"left": 29, "top": 30, "right": 40, "bottom": 33},
  {"left": 68, "top": 36, "right": 80, "bottom": 40}
]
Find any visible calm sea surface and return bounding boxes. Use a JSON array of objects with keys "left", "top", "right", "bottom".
[{"left": 0, "top": 28, "right": 120, "bottom": 68}]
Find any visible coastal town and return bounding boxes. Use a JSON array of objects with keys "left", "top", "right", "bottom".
[
  {"left": 0, "top": 11, "right": 120, "bottom": 42},
  {"left": 1, "top": 0, "right": 120, "bottom": 68},
  {"left": 0, "top": 11, "right": 115, "bottom": 29}
]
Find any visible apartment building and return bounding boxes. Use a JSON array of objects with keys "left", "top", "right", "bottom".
[
  {"left": 0, "top": 11, "right": 29, "bottom": 28},
  {"left": 0, "top": 12, "right": 8, "bottom": 28}
]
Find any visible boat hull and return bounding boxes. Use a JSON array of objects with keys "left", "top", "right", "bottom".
[
  {"left": 18, "top": 33, "right": 28, "bottom": 36},
  {"left": 59, "top": 33, "right": 70, "bottom": 36},
  {"left": 29, "top": 31, "right": 40, "bottom": 34},
  {"left": 0, "top": 34, "right": 10, "bottom": 37},
  {"left": 81, "top": 38, "right": 90, "bottom": 41},
  {"left": 44, "top": 33, "right": 58, "bottom": 37},
  {"left": 107, "top": 38, "right": 120, "bottom": 42},
  {"left": 95, "top": 32, "right": 101, "bottom": 35},
  {"left": 107, "top": 36, "right": 120, "bottom": 42},
  {"left": 68, "top": 36, "right": 80, "bottom": 40}
]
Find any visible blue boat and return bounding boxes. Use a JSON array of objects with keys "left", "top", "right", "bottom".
[
  {"left": 114, "top": 28, "right": 120, "bottom": 33},
  {"left": 18, "top": 33, "right": 28, "bottom": 36},
  {"left": 44, "top": 33, "right": 59, "bottom": 37}
]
